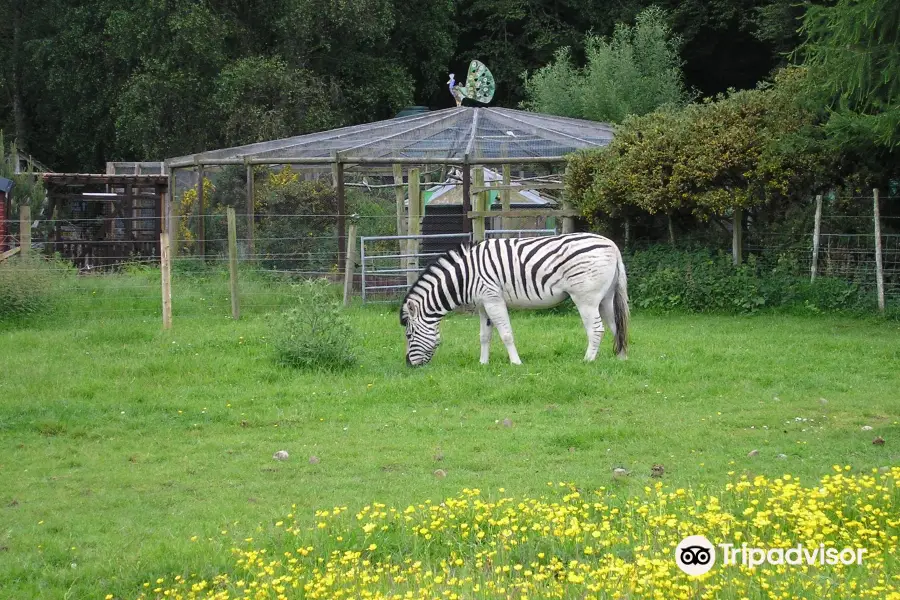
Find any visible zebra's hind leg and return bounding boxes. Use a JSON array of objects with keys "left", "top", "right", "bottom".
[
  {"left": 478, "top": 305, "right": 493, "bottom": 364},
  {"left": 573, "top": 295, "right": 605, "bottom": 361},
  {"left": 482, "top": 299, "right": 522, "bottom": 365}
]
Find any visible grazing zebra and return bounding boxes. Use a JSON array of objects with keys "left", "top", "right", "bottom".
[{"left": 400, "top": 233, "right": 629, "bottom": 366}]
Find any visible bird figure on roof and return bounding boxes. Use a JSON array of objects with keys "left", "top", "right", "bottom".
[{"left": 448, "top": 60, "right": 496, "bottom": 107}]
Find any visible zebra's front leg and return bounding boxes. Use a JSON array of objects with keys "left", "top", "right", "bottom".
[
  {"left": 574, "top": 297, "right": 604, "bottom": 362},
  {"left": 478, "top": 305, "right": 493, "bottom": 364},
  {"left": 482, "top": 299, "right": 522, "bottom": 365}
]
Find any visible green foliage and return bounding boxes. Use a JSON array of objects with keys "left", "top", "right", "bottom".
[
  {"left": 625, "top": 246, "right": 871, "bottom": 314},
  {"left": 567, "top": 67, "right": 831, "bottom": 224},
  {"left": 214, "top": 57, "right": 336, "bottom": 147},
  {"left": 273, "top": 279, "right": 356, "bottom": 371},
  {"left": 798, "top": 0, "right": 900, "bottom": 148},
  {"left": 255, "top": 174, "right": 339, "bottom": 273},
  {"left": 0, "top": 132, "right": 46, "bottom": 220},
  {"left": 522, "top": 7, "right": 690, "bottom": 123},
  {"left": 0, "top": 256, "right": 74, "bottom": 323}
]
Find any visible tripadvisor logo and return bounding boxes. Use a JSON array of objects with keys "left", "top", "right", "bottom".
[
  {"left": 675, "top": 535, "right": 716, "bottom": 576},
  {"left": 675, "top": 535, "right": 868, "bottom": 576}
]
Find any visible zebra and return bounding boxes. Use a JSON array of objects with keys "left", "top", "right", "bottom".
[{"left": 400, "top": 233, "right": 629, "bottom": 366}]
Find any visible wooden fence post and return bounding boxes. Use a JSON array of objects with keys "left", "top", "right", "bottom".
[
  {"left": 501, "top": 163, "right": 511, "bottom": 237},
  {"left": 20, "top": 205, "right": 30, "bottom": 257},
  {"left": 407, "top": 168, "right": 421, "bottom": 288},
  {"left": 811, "top": 194, "right": 823, "bottom": 282},
  {"left": 873, "top": 188, "right": 885, "bottom": 313},
  {"left": 246, "top": 163, "right": 255, "bottom": 260},
  {"left": 473, "top": 166, "right": 486, "bottom": 242},
  {"left": 332, "top": 153, "right": 346, "bottom": 267},
  {"left": 227, "top": 207, "right": 240, "bottom": 320},
  {"left": 196, "top": 165, "right": 205, "bottom": 261},
  {"left": 732, "top": 207, "right": 743, "bottom": 265},
  {"left": 393, "top": 163, "right": 407, "bottom": 275},
  {"left": 561, "top": 201, "right": 575, "bottom": 234},
  {"left": 160, "top": 231, "right": 173, "bottom": 329},
  {"left": 343, "top": 221, "right": 358, "bottom": 307}
]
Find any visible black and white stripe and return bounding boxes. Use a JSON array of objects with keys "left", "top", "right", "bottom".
[{"left": 400, "top": 233, "right": 629, "bottom": 366}]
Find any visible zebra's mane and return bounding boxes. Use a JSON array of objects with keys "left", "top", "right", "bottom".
[{"left": 400, "top": 243, "right": 472, "bottom": 308}]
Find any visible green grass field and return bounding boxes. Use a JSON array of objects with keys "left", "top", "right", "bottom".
[{"left": 0, "top": 272, "right": 898, "bottom": 598}]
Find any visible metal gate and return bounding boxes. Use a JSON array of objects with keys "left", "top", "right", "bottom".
[
  {"left": 360, "top": 233, "right": 472, "bottom": 303},
  {"left": 359, "top": 228, "right": 559, "bottom": 304}
]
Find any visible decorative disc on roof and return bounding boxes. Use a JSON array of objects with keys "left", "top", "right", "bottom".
[{"left": 448, "top": 60, "right": 496, "bottom": 106}]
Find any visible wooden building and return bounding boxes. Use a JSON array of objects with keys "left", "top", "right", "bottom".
[{"left": 42, "top": 173, "right": 168, "bottom": 269}]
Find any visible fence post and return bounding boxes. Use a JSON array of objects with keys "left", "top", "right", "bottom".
[
  {"left": 246, "top": 163, "right": 255, "bottom": 260},
  {"left": 811, "top": 194, "right": 823, "bottom": 282},
  {"left": 160, "top": 231, "right": 173, "bottom": 329},
  {"left": 473, "top": 166, "right": 485, "bottom": 242},
  {"left": 501, "top": 162, "right": 511, "bottom": 237},
  {"left": 196, "top": 164, "right": 205, "bottom": 261},
  {"left": 393, "top": 163, "right": 407, "bottom": 276},
  {"left": 227, "top": 206, "right": 240, "bottom": 320},
  {"left": 732, "top": 207, "right": 743, "bottom": 265},
  {"left": 343, "top": 221, "right": 358, "bottom": 307},
  {"left": 873, "top": 188, "right": 885, "bottom": 313},
  {"left": 407, "top": 168, "right": 421, "bottom": 288},
  {"left": 20, "top": 205, "right": 30, "bottom": 257},
  {"left": 167, "top": 167, "right": 178, "bottom": 259},
  {"left": 562, "top": 201, "right": 575, "bottom": 234}
]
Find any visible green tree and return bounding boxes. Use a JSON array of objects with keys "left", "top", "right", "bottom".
[
  {"left": 214, "top": 57, "right": 337, "bottom": 147},
  {"left": 522, "top": 7, "right": 690, "bottom": 123},
  {"left": 567, "top": 68, "right": 832, "bottom": 258},
  {"left": 797, "top": 0, "right": 900, "bottom": 148}
]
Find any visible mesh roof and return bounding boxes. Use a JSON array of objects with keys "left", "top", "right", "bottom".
[{"left": 167, "top": 107, "right": 614, "bottom": 166}]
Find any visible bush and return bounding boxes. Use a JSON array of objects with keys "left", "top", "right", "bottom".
[
  {"left": 272, "top": 279, "right": 356, "bottom": 371},
  {"left": 624, "top": 246, "right": 872, "bottom": 314},
  {"left": 0, "top": 255, "right": 74, "bottom": 322}
]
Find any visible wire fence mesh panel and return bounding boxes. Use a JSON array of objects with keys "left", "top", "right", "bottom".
[{"left": 2, "top": 178, "right": 898, "bottom": 324}]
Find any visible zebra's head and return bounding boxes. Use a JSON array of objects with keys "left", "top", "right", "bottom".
[{"left": 400, "top": 299, "right": 440, "bottom": 366}]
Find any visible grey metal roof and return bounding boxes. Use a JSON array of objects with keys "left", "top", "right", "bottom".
[{"left": 166, "top": 107, "right": 614, "bottom": 167}]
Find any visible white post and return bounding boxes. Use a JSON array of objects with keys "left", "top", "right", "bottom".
[
  {"left": 873, "top": 189, "right": 884, "bottom": 313},
  {"left": 811, "top": 194, "right": 823, "bottom": 282}
]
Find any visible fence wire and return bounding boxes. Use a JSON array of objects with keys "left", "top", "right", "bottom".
[{"left": 2, "top": 189, "right": 897, "bottom": 321}]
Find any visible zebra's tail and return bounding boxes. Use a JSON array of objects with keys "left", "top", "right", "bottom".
[{"left": 613, "top": 252, "right": 629, "bottom": 359}]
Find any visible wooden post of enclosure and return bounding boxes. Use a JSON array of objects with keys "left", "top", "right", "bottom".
[
  {"left": 561, "top": 200, "right": 575, "bottom": 234},
  {"left": 811, "top": 194, "right": 823, "bottom": 282},
  {"left": 245, "top": 163, "right": 255, "bottom": 259},
  {"left": 393, "top": 163, "right": 407, "bottom": 275},
  {"left": 227, "top": 207, "right": 240, "bottom": 320},
  {"left": 166, "top": 168, "right": 178, "bottom": 258},
  {"left": 343, "top": 221, "right": 358, "bottom": 307},
  {"left": 732, "top": 207, "right": 743, "bottom": 265},
  {"left": 156, "top": 184, "right": 165, "bottom": 238},
  {"left": 332, "top": 154, "right": 346, "bottom": 267},
  {"left": 20, "top": 205, "right": 30, "bottom": 257},
  {"left": 393, "top": 163, "right": 407, "bottom": 237},
  {"left": 473, "top": 166, "right": 486, "bottom": 242},
  {"left": 196, "top": 164, "right": 205, "bottom": 261},
  {"left": 160, "top": 231, "right": 173, "bottom": 329},
  {"left": 407, "top": 168, "right": 421, "bottom": 288},
  {"left": 501, "top": 163, "right": 511, "bottom": 237},
  {"left": 461, "top": 161, "right": 472, "bottom": 234},
  {"left": 500, "top": 144, "right": 511, "bottom": 237},
  {"left": 873, "top": 188, "right": 885, "bottom": 313}
]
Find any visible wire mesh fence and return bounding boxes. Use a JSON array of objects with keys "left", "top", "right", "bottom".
[{"left": 2, "top": 184, "right": 897, "bottom": 324}]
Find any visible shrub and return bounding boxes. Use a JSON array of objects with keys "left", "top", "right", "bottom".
[
  {"left": 272, "top": 279, "right": 356, "bottom": 371},
  {"left": 624, "top": 246, "right": 871, "bottom": 314},
  {"left": 0, "top": 255, "right": 74, "bottom": 322}
]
